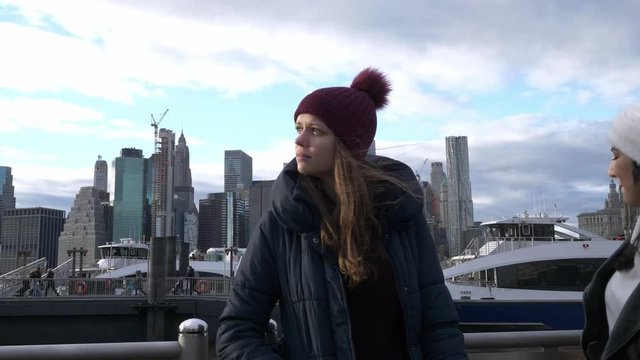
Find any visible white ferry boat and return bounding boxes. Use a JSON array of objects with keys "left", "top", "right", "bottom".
[
  {"left": 443, "top": 212, "right": 622, "bottom": 331},
  {"left": 94, "top": 246, "right": 244, "bottom": 279},
  {"left": 97, "top": 239, "right": 149, "bottom": 272}
]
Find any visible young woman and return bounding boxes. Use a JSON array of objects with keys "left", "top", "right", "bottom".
[
  {"left": 582, "top": 103, "right": 640, "bottom": 359},
  {"left": 216, "top": 68, "right": 467, "bottom": 359}
]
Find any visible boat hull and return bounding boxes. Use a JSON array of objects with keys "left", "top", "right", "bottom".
[{"left": 454, "top": 299, "right": 584, "bottom": 332}]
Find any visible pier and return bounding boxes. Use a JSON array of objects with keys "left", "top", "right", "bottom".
[{"left": 0, "top": 275, "right": 587, "bottom": 359}]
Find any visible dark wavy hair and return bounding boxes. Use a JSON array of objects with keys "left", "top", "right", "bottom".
[{"left": 613, "top": 159, "right": 640, "bottom": 271}]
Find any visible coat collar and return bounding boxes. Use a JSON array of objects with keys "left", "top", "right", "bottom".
[
  {"left": 270, "top": 155, "right": 422, "bottom": 233},
  {"left": 584, "top": 241, "right": 640, "bottom": 359}
]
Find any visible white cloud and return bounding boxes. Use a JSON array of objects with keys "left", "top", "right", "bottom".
[
  {"left": 1, "top": 0, "right": 636, "bottom": 224},
  {"left": 0, "top": 97, "right": 104, "bottom": 132}
]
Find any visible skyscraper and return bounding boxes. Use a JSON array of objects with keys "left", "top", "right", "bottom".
[
  {"left": 151, "top": 128, "right": 175, "bottom": 237},
  {"left": 174, "top": 131, "right": 193, "bottom": 188},
  {"left": 429, "top": 162, "right": 445, "bottom": 225},
  {"left": 249, "top": 180, "right": 275, "bottom": 239},
  {"left": 224, "top": 150, "right": 252, "bottom": 193},
  {"left": 0, "top": 166, "right": 16, "bottom": 236},
  {"left": 444, "top": 136, "right": 474, "bottom": 257},
  {"left": 183, "top": 204, "right": 198, "bottom": 251},
  {"left": 197, "top": 191, "right": 250, "bottom": 250},
  {"left": 112, "top": 148, "right": 150, "bottom": 243},
  {"left": 0, "top": 207, "right": 65, "bottom": 274},
  {"left": 174, "top": 131, "right": 196, "bottom": 243},
  {"left": 198, "top": 193, "right": 225, "bottom": 250},
  {"left": 93, "top": 156, "right": 108, "bottom": 193},
  {"left": 57, "top": 186, "right": 109, "bottom": 265}
]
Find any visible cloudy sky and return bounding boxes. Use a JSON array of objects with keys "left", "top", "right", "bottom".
[{"left": 2, "top": 0, "right": 639, "bottom": 224}]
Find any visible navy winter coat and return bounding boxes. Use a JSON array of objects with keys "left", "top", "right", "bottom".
[
  {"left": 582, "top": 240, "right": 640, "bottom": 360},
  {"left": 216, "top": 155, "right": 467, "bottom": 359}
]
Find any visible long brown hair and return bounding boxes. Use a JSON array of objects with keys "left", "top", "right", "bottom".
[{"left": 301, "top": 141, "right": 418, "bottom": 286}]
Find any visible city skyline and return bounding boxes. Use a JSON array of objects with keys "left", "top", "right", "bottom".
[{"left": 3, "top": 1, "right": 640, "bottom": 223}]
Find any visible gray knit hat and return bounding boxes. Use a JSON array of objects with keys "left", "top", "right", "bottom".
[{"left": 610, "top": 102, "right": 640, "bottom": 163}]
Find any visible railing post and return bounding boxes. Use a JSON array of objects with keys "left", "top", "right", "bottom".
[{"left": 178, "top": 318, "right": 208, "bottom": 360}]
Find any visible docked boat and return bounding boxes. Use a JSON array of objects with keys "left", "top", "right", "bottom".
[
  {"left": 94, "top": 246, "right": 244, "bottom": 279},
  {"left": 96, "top": 239, "right": 150, "bottom": 272},
  {"left": 443, "top": 212, "right": 622, "bottom": 332}
]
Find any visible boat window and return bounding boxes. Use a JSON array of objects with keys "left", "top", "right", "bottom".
[
  {"left": 495, "top": 258, "right": 605, "bottom": 291},
  {"left": 521, "top": 224, "right": 531, "bottom": 236},
  {"left": 535, "top": 224, "right": 555, "bottom": 240}
]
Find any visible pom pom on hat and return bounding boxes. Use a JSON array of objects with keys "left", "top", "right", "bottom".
[
  {"left": 610, "top": 102, "right": 640, "bottom": 164},
  {"left": 350, "top": 67, "right": 391, "bottom": 109},
  {"left": 294, "top": 67, "right": 392, "bottom": 159}
]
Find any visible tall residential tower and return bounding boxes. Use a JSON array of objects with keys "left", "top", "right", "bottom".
[
  {"left": 0, "top": 166, "right": 16, "bottom": 235},
  {"left": 444, "top": 136, "right": 474, "bottom": 257}
]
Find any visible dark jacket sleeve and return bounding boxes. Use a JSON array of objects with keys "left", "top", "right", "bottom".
[
  {"left": 414, "top": 214, "right": 468, "bottom": 359},
  {"left": 216, "top": 216, "right": 283, "bottom": 360}
]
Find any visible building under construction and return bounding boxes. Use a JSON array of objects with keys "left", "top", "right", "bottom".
[{"left": 151, "top": 128, "right": 175, "bottom": 238}]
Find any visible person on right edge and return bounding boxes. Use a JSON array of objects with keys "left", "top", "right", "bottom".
[{"left": 582, "top": 102, "right": 640, "bottom": 359}]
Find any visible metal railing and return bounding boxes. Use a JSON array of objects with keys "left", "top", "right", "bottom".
[
  {"left": 0, "top": 318, "right": 208, "bottom": 360},
  {"left": 0, "top": 325, "right": 583, "bottom": 359},
  {"left": 1, "top": 277, "right": 234, "bottom": 298},
  {"left": 465, "top": 330, "right": 584, "bottom": 359}
]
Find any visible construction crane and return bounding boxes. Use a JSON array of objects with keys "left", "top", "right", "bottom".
[
  {"left": 415, "top": 157, "right": 428, "bottom": 182},
  {"left": 150, "top": 109, "right": 169, "bottom": 146},
  {"left": 149, "top": 109, "right": 169, "bottom": 240}
]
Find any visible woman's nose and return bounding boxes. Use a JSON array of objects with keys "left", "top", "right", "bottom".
[
  {"left": 608, "top": 161, "right": 616, "bottom": 178},
  {"left": 295, "top": 131, "right": 307, "bottom": 147}
]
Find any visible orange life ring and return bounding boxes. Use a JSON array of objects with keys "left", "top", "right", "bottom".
[
  {"left": 196, "top": 280, "right": 210, "bottom": 294},
  {"left": 75, "top": 281, "right": 88, "bottom": 295}
]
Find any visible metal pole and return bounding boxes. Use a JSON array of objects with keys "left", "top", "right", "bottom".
[
  {"left": 78, "top": 248, "right": 84, "bottom": 277},
  {"left": 178, "top": 318, "right": 208, "bottom": 360},
  {"left": 165, "top": 236, "right": 177, "bottom": 278},
  {"left": 67, "top": 248, "right": 77, "bottom": 278},
  {"left": 178, "top": 241, "right": 189, "bottom": 277},
  {"left": 147, "top": 236, "right": 167, "bottom": 341}
]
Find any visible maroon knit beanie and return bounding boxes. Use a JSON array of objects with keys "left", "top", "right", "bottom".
[{"left": 294, "top": 67, "right": 392, "bottom": 159}]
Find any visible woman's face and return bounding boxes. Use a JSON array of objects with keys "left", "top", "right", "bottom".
[
  {"left": 295, "top": 114, "right": 336, "bottom": 181},
  {"left": 609, "top": 147, "right": 640, "bottom": 206}
]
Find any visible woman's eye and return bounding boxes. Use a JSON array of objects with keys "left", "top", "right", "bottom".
[
  {"left": 611, "top": 151, "right": 619, "bottom": 160},
  {"left": 312, "top": 128, "right": 322, "bottom": 135}
]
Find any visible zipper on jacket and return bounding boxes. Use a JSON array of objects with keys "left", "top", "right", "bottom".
[
  {"left": 382, "top": 233, "right": 414, "bottom": 358},
  {"left": 335, "top": 264, "right": 357, "bottom": 360}
]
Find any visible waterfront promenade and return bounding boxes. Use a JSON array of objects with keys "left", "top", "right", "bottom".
[{"left": 0, "top": 276, "right": 586, "bottom": 359}]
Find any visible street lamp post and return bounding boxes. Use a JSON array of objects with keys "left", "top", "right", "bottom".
[
  {"left": 67, "top": 247, "right": 88, "bottom": 278},
  {"left": 224, "top": 246, "right": 239, "bottom": 278},
  {"left": 17, "top": 250, "right": 31, "bottom": 269}
]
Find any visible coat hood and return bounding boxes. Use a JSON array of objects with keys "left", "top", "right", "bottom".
[{"left": 270, "top": 155, "right": 423, "bottom": 232}]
